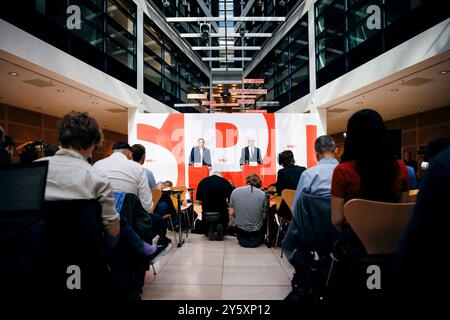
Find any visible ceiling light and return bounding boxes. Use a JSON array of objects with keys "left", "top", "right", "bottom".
[
  {"left": 91, "top": 102, "right": 98, "bottom": 105},
  {"left": 439, "top": 71, "right": 449, "bottom": 75},
  {"left": 57, "top": 89, "right": 65, "bottom": 93},
  {"left": 390, "top": 88, "right": 399, "bottom": 92},
  {"left": 356, "top": 101, "right": 363, "bottom": 105},
  {"left": 8, "top": 72, "right": 18, "bottom": 76}
]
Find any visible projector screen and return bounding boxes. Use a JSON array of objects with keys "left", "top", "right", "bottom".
[{"left": 130, "top": 113, "right": 321, "bottom": 189}]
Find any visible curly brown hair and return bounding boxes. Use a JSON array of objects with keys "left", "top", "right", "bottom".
[{"left": 58, "top": 111, "right": 102, "bottom": 150}]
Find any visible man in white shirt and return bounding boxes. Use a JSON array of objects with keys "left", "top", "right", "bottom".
[
  {"left": 37, "top": 112, "right": 120, "bottom": 237},
  {"left": 94, "top": 142, "right": 171, "bottom": 245},
  {"left": 94, "top": 142, "right": 153, "bottom": 212}
]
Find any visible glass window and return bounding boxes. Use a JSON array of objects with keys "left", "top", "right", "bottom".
[
  {"left": 144, "top": 64, "right": 161, "bottom": 86},
  {"left": 106, "top": 37, "right": 134, "bottom": 68},
  {"left": 107, "top": 23, "right": 134, "bottom": 52},
  {"left": 107, "top": 0, "right": 135, "bottom": 34}
]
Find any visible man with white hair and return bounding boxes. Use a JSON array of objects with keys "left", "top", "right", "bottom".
[
  {"left": 196, "top": 171, "right": 234, "bottom": 240},
  {"left": 240, "top": 137, "right": 263, "bottom": 165}
]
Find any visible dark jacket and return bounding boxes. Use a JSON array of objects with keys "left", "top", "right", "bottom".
[
  {"left": 282, "top": 192, "right": 339, "bottom": 263},
  {"left": 276, "top": 164, "right": 306, "bottom": 195},
  {"left": 240, "top": 146, "right": 263, "bottom": 165},
  {"left": 118, "top": 193, "right": 154, "bottom": 248}
]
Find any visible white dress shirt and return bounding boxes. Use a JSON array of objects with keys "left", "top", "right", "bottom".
[
  {"left": 199, "top": 147, "right": 204, "bottom": 164},
  {"left": 94, "top": 152, "right": 153, "bottom": 212},
  {"left": 37, "top": 148, "right": 120, "bottom": 229}
]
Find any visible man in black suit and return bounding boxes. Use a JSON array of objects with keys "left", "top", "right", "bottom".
[
  {"left": 275, "top": 150, "right": 306, "bottom": 220},
  {"left": 240, "top": 138, "right": 263, "bottom": 165},
  {"left": 189, "top": 138, "right": 212, "bottom": 167}
]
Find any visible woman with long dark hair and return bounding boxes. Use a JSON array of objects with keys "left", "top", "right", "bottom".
[{"left": 331, "top": 109, "right": 409, "bottom": 230}]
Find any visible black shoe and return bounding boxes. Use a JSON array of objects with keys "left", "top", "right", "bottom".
[
  {"left": 157, "top": 237, "right": 172, "bottom": 245},
  {"left": 208, "top": 226, "right": 216, "bottom": 241},
  {"left": 216, "top": 224, "right": 224, "bottom": 241},
  {"left": 147, "top": 242, "right": 172, "bottom": 264}
]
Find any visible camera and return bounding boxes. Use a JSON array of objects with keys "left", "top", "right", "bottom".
[
  {"left": 19, "top": 140, "right": 44, "bottom": 164},
  {"left": 417, "top": 145, "right": 428, "bottom": 162}
]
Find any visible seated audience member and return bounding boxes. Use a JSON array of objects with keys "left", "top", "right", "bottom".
[
  {"left": 131, "top": 144, "right": 157, "bottom": 189},
  {"left": 403, "top": 151, "right": 418, "bottom": 176},
  {"left": 283, "top": 135, "right": 339, "bottom": 300},
  {"left": 196, "top": 171, "right": 234, "bottom": 240},
  {"left": 276, "top": 150, "right": 306, "bottom": 219},
  {"left": 292, "top": 135, "right": 339, "bottom": 214},
  {"left": 153, "top": 180, "right": 178, "bottom": 226},
  {"left": 18, "top": 141, "right": 41, "bottom": 164},
  {"left": 424, "top": 137, "right": 450, "bottom": 163},
  {"left": 36, "top": 111, "right": 120, "bottom": 238},
  {"left": 405, "top": 165, "right": 418, "bottom": 190},
  {"left": 397, "top": 146, "right": 450, "bottom": 302},
  {"left": 94, "top": 142, "right": 171, "bottom": 246},
  {"left": 229, "top": 174, "right": 267, "bottom": 248},
  {"left": 163, "top": 180, "right": 173, "bottom": 188},
  {"left": 44, "top": 143, "right": 60, "bottom": 157},
  {"left": 0, "top": 135, "right": 15, "bottom": 165},
  {"left": 331, "top": 109, "right": 410, "bottom": 232},
  {"left": 0, "top": 126, "right": 10, "bottom": 167}
]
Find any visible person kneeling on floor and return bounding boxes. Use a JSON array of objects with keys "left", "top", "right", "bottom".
[{"left": 229, "top": 174, "right": 267, "bottom": 248}]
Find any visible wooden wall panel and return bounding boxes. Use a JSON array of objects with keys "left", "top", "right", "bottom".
[{"left": 0, "top": 103, "right": 127, "bottom": 163}]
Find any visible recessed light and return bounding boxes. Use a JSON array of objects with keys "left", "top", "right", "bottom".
[
  {"left": 91, "top": 102, "right": 98, "bottom": 105},
  {"left": 390, "top": 88, "right": 399, "bottom": 92},
  {"left": 57, "top": 89, "right": 65, "bottom": 93},
  {"left": 439, "top": 71, "right": 449, "bottom": 75},
  {"left": 8, "top": 72, "right": 18, "bottom": 76},
  {"left": 356, "top": 101, "right": 363, "bottom": 105}
]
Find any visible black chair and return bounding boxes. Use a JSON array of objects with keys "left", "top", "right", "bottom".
[
  {"left": 1, "top": 161, "right": 114, "bottom": 301},
  {"left": 1, "top": 200, "right": 110, "bottom": 301},
  {"left": 282, "top": 193, "right": 340, "bottom": 302}
]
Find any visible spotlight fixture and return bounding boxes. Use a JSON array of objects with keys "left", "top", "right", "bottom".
[
  {"left": 239, "top": 27, "right": 246, "bottom": 37},
  {"left": 200, "top": 23, "right": 210, "bottom": 40},
  {"left": 221, "top": 89, "right": 230, "bottom": 101},
  {"left": 57, "top": 89, "right": 65, "bottom": 93},
  {"left": 8, "top": 72, "right": 18, "bottom": 76},
  {"left": 390, "top": 88, "right": 399, "bottom": 92},
  {"left": 162, "top": 0, "right": 170, "bottom": 8},
  {"left": 356, "top": 101, "right": 363, "bottom": 105},
  {"left": 279, "top": 0, "right": 287, "bottom": 6},
  {"left": 439, "top": 70, "right": 449, "bottom": 75}
]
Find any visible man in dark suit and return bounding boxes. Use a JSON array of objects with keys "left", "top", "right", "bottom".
[
  {"left": 240, "top": 138, "right": 263, "bottom": 165},
  {"left": 189, "top": 138, "right": 211, "bottom": 167},
  {"left": 275, "top": 150, "right": 306, "bottom": 220}
]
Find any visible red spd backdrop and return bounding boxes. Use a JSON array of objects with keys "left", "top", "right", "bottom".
[{"left": 131, "top": 113, "right": 320, "bottom": 194}]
